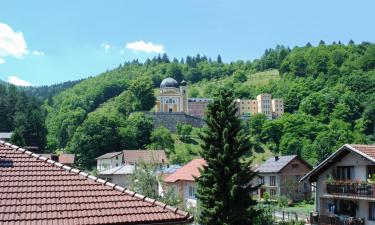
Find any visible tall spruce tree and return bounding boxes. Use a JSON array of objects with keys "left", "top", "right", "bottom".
[{"left": 196, "top": 88, "right": 259, "bottom": 225}]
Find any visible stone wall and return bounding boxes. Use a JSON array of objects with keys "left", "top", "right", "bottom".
[{"left": 143, "top": 112, "right": 204, "bottom": 132}]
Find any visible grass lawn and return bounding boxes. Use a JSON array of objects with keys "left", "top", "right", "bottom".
[{"left": 277, "top": 202, "right": 314, "bottom": 215}]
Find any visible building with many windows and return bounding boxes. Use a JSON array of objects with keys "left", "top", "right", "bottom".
[{"left": 236, "top": 93, "right": 284, "bottom": 119}]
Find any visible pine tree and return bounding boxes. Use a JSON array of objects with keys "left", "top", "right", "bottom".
[{"left": 197, "top": 88, "right": 259, "bottom": 225}]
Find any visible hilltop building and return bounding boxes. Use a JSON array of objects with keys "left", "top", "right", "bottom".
[
  {"left": 156, "top": 78, "right": 188, "bottom": 113},
  {"left": 236, "top": 93, "right": 284, "bottom": 119}
]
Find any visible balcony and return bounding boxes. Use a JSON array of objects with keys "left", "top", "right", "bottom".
[
  {"left": 310, "top": 213, "right": 365, "bottom": 225},
  {"left": 325, "top": 181, "right": 375, "bottom": 198}
]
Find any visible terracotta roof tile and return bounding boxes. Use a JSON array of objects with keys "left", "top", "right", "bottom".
[
  {"left": 349, "top": 144, "right": 375, "bottom": 158},
  {"left": 0, "top": 141, "right": 192, "bottom": 225},
  {"left": 164, "top": 158, "right": 206, "bottom": 183}
]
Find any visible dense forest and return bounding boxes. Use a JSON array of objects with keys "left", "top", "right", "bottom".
[{"left": 1, "top": 41, "right": 374, "bottom": 168}]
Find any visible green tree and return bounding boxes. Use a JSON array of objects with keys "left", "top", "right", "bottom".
[
  {"left": 148, "top": 126, "right": 175, "bottom": 155},
  {"left": 176, "top": 123, "right": 193, "bottom": 142},
  {"left": 128, "top": 77, "right": 156, "bottom": 111},
  {"left": 233, "top": 70, "right": 247, "bottom": 83},
  {"left": 197, "top": 88, "right": 259, "bottom": 225}
]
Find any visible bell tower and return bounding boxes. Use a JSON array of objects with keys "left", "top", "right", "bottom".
[{"left": 179, "top": 80, "right": 188, "bottom": 113}]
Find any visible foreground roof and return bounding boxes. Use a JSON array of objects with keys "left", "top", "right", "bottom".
[
  {"left": 301, "top": 144, "right": 375, "bottom": 183},
  {"left": 255, "top": 155, "right": 307, "bottom": 173},
  {"left": 0, "top": 141, "right": 192, "bottom": 225},
  {"left": 165, "top": 159, "right": 206, "bottom": 183}
]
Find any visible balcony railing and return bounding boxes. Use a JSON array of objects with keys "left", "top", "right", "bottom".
[
  {"left": 326, "top": 181, "right": 375, "bottom": 197},
  {"left": 310, "top": 213, "right": 365, "bottom": 225}
]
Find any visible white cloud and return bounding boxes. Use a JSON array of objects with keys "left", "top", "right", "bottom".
[
  {"left": 0, "top": 23, "right": 28, "bottom": 63},
  {"left": 32, "top": 50, "right": 45, "bottom": 56},
  {"left": 100, "top": 43, "right": 110, "bottom": 52},
  {"left": 0, "top": 58, "right": 4, "bottom": 64},
  {"left": 125, "top": 40, "right": 165, "bottom": 53},
  {"left": 8, "top": 75, "right": 32, "bottom": 86}
]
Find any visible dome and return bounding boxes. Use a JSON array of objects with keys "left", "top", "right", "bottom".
[{"left": 160, "top": 77, "right": 179, "bottom": 88}]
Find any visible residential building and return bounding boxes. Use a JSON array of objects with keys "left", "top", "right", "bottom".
[
  {"left": 255, "top": 155, "right": 312, "bottom": 201},
  {"left": 0, "top": 140, "right": 192, "bottom": 224},
  {"left": 96, "top": 150, "right": 167, "bottom": 171},
  {"left": 156, "top": 78, "right": 188, "bottom": 113},
  {"left": 99, "top": 164, "right": 135, "bottom": 187},
  {"left": 96, "top": 151, "right": 123, "bottom": 171},
  {"left": 0, "top": 132, "right": 12, "bottom": 142},
  {"left": 165, "top": 158, "right": 206, "bottom": 208},
  {"left": 272, "top": 98, "right": 284, "bottom": 118},
  {"left": 257, "top": 93, "right": 273, "bottom": 119},
  {"left": 301, "top": 144, "right": 375, "bottom": 225},
  {"left": 235, "top": 93, "right": 284, "bottom": 119},
  {"left": 235, "top": 99, "right": 258, "bottom": 116},
  {"left": 187, "top": 98, "right": 211, "bottom": 117}
]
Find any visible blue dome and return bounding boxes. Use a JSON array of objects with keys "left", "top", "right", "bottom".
[{"left": 160, "top": 77, "right": 179, "bottom": 88}]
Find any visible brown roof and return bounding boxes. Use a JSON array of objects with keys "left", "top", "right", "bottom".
[
  {"left": 349, "top": 144, "right": 375, "bottom": 158},
  {"left": 0, "top": 141, "right": 192, "bottom": 225},
  {"left": 165, "top": 158, "right": 206, "bottom": 183},
  {"left": 59, "top": 153, "right": 75, "bottom": 164},
  {"left": 123, "top": 150, "right": 168, "bottom": 164}
]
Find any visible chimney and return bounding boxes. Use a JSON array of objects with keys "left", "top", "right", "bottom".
[{"left": 275, "top": 156, "right": 279, "bottom": 161}]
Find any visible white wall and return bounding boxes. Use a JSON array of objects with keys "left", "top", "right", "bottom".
[
  {"left": 97, "top": 156, "right": 123, "bottom": 171},
  {"left": 316, "top": 151, "right": 375, "bottom": 222}
]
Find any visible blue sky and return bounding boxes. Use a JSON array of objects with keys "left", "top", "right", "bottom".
[{"left": 0, "top": 0, "right": 375, "bottom": 86}]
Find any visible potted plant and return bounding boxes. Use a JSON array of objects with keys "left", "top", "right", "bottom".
[{"left": 367, "top": 174, "right": 375, "bottom": 184}]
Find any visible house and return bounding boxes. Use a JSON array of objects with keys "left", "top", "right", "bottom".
[
  {"left": 301, "top": 144, "right": 375, "bottom": 225},
  {"left": 255, "top": 155, "right": 312, "bottom": 201},
  {"left": 188, "top": 98, "right": 211, "bottom": 118},
  {"left": 0, "top": 140, "right": 192, "bottom": 224},
  {"left": 96, "top": 151, "right": 123, "bottom": 171},
  {"left": 99, "top": 164, "right": 135, "bottom": 187},
  {"left": 0, "top": 132, "right": 12, "bottom": 142},
  {"left": 165, "top": 158, "right": 206, "bottom": 208},
  {"left": 97, "top": 150, "right": 168, "bottom": 172}
]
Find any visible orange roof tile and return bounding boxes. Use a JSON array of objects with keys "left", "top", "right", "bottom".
[
  {"left": 0, "top": 141, "right": 192, "bottom": 225},
  {"left": 164, "top": 158, "right": 206, "bottom": 183}
]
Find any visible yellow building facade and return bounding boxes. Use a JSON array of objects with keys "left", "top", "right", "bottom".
[{"left": 156, "top": 78, "right": 188, "bottom": 113}]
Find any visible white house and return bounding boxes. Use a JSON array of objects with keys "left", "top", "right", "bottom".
[
  {"left": 301, "top": 144, "right": 375, "bottom": 225},
  {"left": 96, "top": 152, "right": 123, "bottom": 172}
]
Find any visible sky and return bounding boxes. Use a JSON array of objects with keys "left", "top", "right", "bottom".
[{"left": 0, "top": 0, "right": 375, "bottom": 86}]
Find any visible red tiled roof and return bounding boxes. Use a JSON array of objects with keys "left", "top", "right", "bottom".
[
  {"left": 349, "top": 144, "right": 375, "bottom": 159},
  {"left": 165, "top": 159, "right": 206, "bottom": 183},
  {"left": 123, "top": 150, "right": 168, "bottom": 164},
  {"left": 0, "top": 141, "right": 192, "bottom": 225}
]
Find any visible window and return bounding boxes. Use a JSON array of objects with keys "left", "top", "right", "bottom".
[
  {"left": 337, "top": 166, "right": 354, "bottom": 180},
  {"left": 270, "top": 176, "right": 276, "bottom": 186},
  {"left": 259, "top": 176, "right": 264, "bottom": 185},
  {"left": 295, "top": 175, "right": 301, "bottom": 182},
  {"left": 270, "top": 189, "right": 276, "bottom": 198},
  {"left": 292, "top": 164, "right": 299, "bottom": 169},
  {"left": 370, "top": 202, "right": 375, "bottom": 221},
  {"left": 188, "top": 186, "right": 196, "bottom": 197}
]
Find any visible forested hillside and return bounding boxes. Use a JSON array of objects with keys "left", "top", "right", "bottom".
[{"left": 2, "top": 41, "right": 374, "bottom": 168}]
